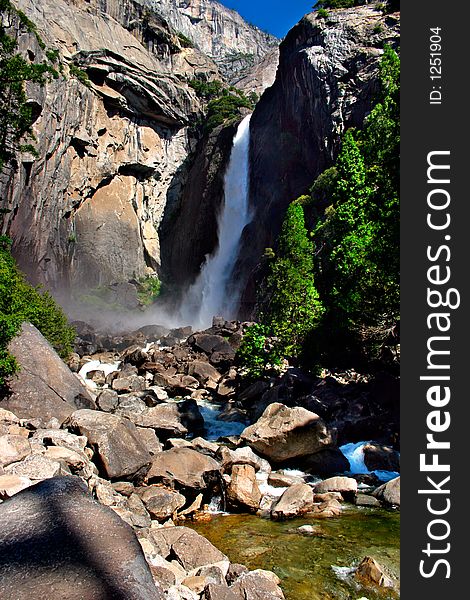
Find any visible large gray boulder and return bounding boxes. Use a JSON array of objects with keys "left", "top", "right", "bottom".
[
  {"left": 240, "top": 403, "right": 334, "bottom": 462},
  {"left": 372, "top": 476, "right": 400, "bottom": 507},
  {"left": 66, "top": 409, "right": 151, "bottom": 479},
  {"left": 0, "top": 476, "right": 163, "bottom": 599},
  {"left": 1, "top": 323, "right": 95, "bottom": 426},
  {"left": 271, "top": 483, "right": 314, "bottom": 520},
  {"left": 146, "top": 447, "right": 221, "bottom": 492}
]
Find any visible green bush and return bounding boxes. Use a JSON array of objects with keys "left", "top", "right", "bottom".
[
  {"left": 137, "top": 275, "right": 162, "bottom": 306},
  {"left": 69, "top": 63, "right": 90, "bottom": 85},
  {"left": 205, "top": 92, "right": 253, "bottom": 132},
  {"left": 0, "top": 237, "right": 76, "bottom": 385},
  {"left": 317, "top": 9, "right": 329, "bottom": 18},
  {"left": 258, "top": 202, "right": 324, "bottom": 360},
  {"left": 236, "top": 324, "right": 281, "bottom": 379}
]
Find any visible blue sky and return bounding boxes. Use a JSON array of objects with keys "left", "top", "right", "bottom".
[{"left": 218, "top": 1, "right": 316, "bottom": 38}]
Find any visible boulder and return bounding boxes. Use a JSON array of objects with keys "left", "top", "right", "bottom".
[
  {"left": 0, "top": 477, "right": 163, "bottom": 599},
  {"left": 66, "top": 410, "right": 151, "bottom": 479},
  {"left": 363, "top": 443, "right": 400, "bottom": 472},
  {"left": 147, "top": 448, "right": 221, "bottom": 492},
  {"left": 271, "top": 483, "right": 314, "bottom": 520},
  {"left": 0, "top": 474, "right": 33, "bottom": 499},
  {"left": 268, "top": 472, "right": 304, "bottom": 488},
  {"left": 0, "top": 434, "right": 32, "bottom": 467},
  {"left": 355, "top": 556, "right": 395, "bottom": 589},
  {"left": 240, "top": 403, "right": 334, "bottom": 462},
  {"left": 149, "top": 527, "right": 229, "bottom": 573},
  {"left": 1, "top": 323, "right": 95, "bottom": 426},
  {"left": 5, "top": 454, "right": 63, "bottom": 480},
  {"left": 230, "top": 571, "right": 285, "bottom": 599},
  {"left": 226, "top": 465, "right": 262, "bottom": 512},
  {"left": 137, "top": 486, "right": 186, "bottom": 520},
  {"left": 372, "top": 477, "right": 400, "bottom": 506},
  {"left": 300, "top": 449, "right": 350, "bottom": 477},
  {"left": 313, "top": 476, "right": 357, "bottom": 499},
  {"left": 187, "top": 361, "right": 222, "bottom": 385},
  {"left": 132, "top": 400, "right": 204, "bottom": 439}
]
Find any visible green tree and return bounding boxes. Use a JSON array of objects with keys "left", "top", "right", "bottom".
[
  {"left": 259, "top": 202, "right": 324, "bottom": 358},
  {"left": 0, "top": 236, "right": 76, "bottom": 385},
  {"left": 311, "top": 45, "right": 400, "bottom": 362}
]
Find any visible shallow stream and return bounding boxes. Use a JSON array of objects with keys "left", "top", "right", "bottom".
[{"left": 189, "top": 507, "right": 400, "bottom": 600}]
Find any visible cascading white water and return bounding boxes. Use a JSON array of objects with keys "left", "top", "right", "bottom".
[{"left": 180, "top": 114, "right": 252, "bottom": 328}]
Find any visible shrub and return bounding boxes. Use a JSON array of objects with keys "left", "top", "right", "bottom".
[
  {"left": 69, "top": 63, "right": 90, "bottom": 85},
  {"left": 0, "top": 237, "right": 76, "bottom": 385},
  {"left": 317, "top": 9, "right": 329, "bottom": 18},
  {"left": 137, "top": 275, "right": 162, "bottom": 306},
  {"left": 236, "top": 324, "right": 281, "bottom": 379}
]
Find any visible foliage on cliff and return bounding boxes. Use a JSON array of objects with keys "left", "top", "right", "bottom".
[
  {"left": 0, "top": 0, "right": 58, "bottom": 170},
  {"left": 190, "top": 77, "right": 255, "bottom": 132},
  {"left": 242, "top": 45, "right": 400, "bottom": 374},
  {"left": 0, "top": 237, "right": 76, "bottom": 385}
]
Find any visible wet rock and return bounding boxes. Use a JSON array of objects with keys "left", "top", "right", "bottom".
[
  {"left": 147, "top": 448, "right": 221, "bottom": 493},
  {"left": 271, "top": 483, "right": 314, "bottom": 520},
  {"left": 2, "top": 323, "right": 95, "bottom": 426},
  {"left": 313, "top": 476, "right": 358, "bottom": 499},
  {"left": 66, "top": 409, "right": 151, "bottom": 479},
  {"left": 241, "top": 403, "right": 334, "bottom": 462},
  {"left": 231, "top": 570, "right": 285, "bottom": 599},
  {"left": 372, "top": 476, "right": 400, "bottom": 507},
  {"left": 136, "top": 324, "right": 170, "bottom": 341},
  {"left": 300, "top": 448, "right": 350, "bottom": 477},
  {"left": 227, "top": 465, "right": 262, "bottom": 512},
  {"left": 0, "top": 476, "right": 163, "bottom": 599},
  {"left": 355, "top": 556, "right": 395, "bottom": 589},
  {"left": 355, "top": 493, "right": 381, "bottom": 508},
  {"left": 309, "top": 497, "right": 342, "bottom": 519},
  {"left": 363, "top": 443, "right": 400, "bottom": 472},
  {"left": 137, "top": 486, "right": 186, "bottom": 520}
]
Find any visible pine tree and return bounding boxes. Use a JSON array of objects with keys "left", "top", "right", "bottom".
[{"left": 259, "top": 201, "right": 324, "bottom": 358}]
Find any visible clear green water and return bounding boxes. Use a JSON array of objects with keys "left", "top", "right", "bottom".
[{"left": 188, "top": 507, "right": 400, "bottom": 600}]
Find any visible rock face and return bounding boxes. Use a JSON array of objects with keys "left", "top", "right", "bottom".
[
  {"left": 0, "top": 476, "right": 163, "bottom": 600},
  {"left": 240, "top": 403, "right": 334, "bottom": 462},
  {"left": 1, "top": 323, "right": 95, "bottom": 426},
  {"left": 236, "top": 5, "right": 400, "bottom": 314},
  {"left": 149, "top": 0, "right": 278, "bottom": 81},
  {"left": 1, "top": 0, "right": 216, "bottom": 296}
]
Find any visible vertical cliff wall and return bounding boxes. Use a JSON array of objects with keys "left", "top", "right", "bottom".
[{"left": 236, "top": 5, "right": 400, "bottom": 315}]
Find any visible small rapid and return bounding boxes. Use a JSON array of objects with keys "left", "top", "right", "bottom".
[{"left": 340, "top": 441, "right": 400, "bottom": 482}]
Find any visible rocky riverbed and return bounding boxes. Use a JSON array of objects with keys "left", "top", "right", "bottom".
[{"left": 0, "top": 318, "right": 400, "bottom": 599}]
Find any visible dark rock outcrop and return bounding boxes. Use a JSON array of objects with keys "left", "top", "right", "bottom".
[
  {"left": 1, "top": 323, "right": 95, "bottom": 426},
  {"left": 0, "top": 476, "right": 164, "bottom": 599},
  {"left": 237, "top": 5, "right": 400, "bottom": 314}
]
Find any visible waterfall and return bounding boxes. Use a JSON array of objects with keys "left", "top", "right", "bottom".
[{"left": 179, "top": 114, "right": 252, "bottom": 328}]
